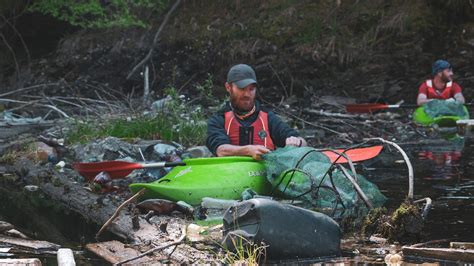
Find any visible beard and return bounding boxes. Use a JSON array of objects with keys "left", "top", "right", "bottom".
[
  {"left": 441, "top": 73, "right": 453, "bottom": 82},
  {"left": 230, "top": 95, "right": 255, "bottom": 113}
]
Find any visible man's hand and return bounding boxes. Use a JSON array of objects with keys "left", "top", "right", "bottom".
[
  {"left": 246, "top": 145, "right": 270, "bottom": 160},
  {"left": 285, "top": 136, "right": 306, "bottom": 147},
  {"left": 446, "top": 98, "right": 456, "bottom": 103}
]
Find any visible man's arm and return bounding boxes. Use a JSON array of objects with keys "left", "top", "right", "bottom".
[
  {"left": 417, "top": 82, "right": 430, "bottom": 106},
  {"left": 268, "top": 111, "right": 307, "bottom": 147},
  {"left": 417, "top": 93, "right": 430, "bottom": 105},
  {"left": 452, "top": 83, "right": 465, "bottom": 104},
  {"left": 206, "top": 114, "right": 231, "bottom": 155},
  {"left": 454, "top": 93, "right": 465, "bottom": 104},
  {"left": 216, "top": 144, "right": 270, "bottom": 160}
]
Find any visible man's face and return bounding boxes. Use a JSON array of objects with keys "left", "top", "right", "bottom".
[
  {"left": 439, "top": 68, "right": 453, "bottom": 82},
  {"left": 225, "top": 82, "right": 256, "bottom": 112}
]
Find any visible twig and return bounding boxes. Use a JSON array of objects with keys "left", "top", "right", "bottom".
[
  {"left": 143, "top": 65, "right": 150, "bottom": 104},
  {"left": 177, "top": 72, "right": 198, "bottom": 93},
  {"left": 0, "top": 98, "right": 69, "bottom": 118},
  {"left": 268, "top": 63, "right": 288, "bottom": 98},
  {"left": 0, "top": 32, "right": 20, "bottom": 82},
  {"left": 338, "top": 164, "right": 373, "bottom": 209},
  {"left": 115, "top": 226, "right": 186, "bottom": 265},
  {"left": 302, "top": 108, "right": 360, "bottom": 119},
  {"left": 94, "top": 90, "right": 114, "bottom": 113},
  {"left": 96, "top": 188, "right": 147, "bottom": 239},
  {"left": 261, "top": 99, "right": 343, "bottom": 135},
  {"left": 127, "top": 0, "right": 182, "bottom": 80},
  {"left": 1, "top": 14, "right": 31, "bottom": 67},
  {"left": 0, "top": 83, "right": 59, "bottom": 98}
]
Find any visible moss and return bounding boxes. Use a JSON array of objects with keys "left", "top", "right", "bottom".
[
  {"left": 361, "top": 207, "right": 388, "bottom": 236},
  {"left": 382, "top": 202, "right": 424, "bottom": 244}
]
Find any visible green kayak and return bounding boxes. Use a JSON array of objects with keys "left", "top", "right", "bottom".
[
  {"left": 413, "top": 105, "right": 469, "bottom": 127},
  {"left": 129, "top": 156, "right": 272, "bottom": 205}
]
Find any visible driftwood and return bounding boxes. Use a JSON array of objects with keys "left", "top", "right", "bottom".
[
  {"left": 0, "top": 221, "right": 13, "bottom": 233},
  {"left": 402, "top": 246, "right": 474, "bottom": 262},
  {"left": 96, "top": 188, "right": 146, "bottom": 239},
  {"left": 86, "top": 241, "right": 153, "bottom": 264},
  {"left": 451, "top": 242, "right": 474, "bottom": 249},
  {"left": 0, "top": 236, "right": 60, "bottom": 252},
  {"left": 0, "top": 258, "right": 42, "bottom": 265}
]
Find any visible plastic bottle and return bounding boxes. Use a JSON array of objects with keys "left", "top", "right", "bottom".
[{"left": 36, "top": 142, "right": 57, "bottom": 163}]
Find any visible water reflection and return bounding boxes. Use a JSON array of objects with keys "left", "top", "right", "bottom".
[
  {"left": 414, "top": 136, "right": 465, "bottom": 180},
  {"left": 417, "top": 151, "right": 461, "bottom": 180}
]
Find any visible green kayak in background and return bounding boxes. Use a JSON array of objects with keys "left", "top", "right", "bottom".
[
  {"left": 129, "top": 156, "right": 271, "bottom": 205},
  {"left": 413, "top": 101, "right": 469, "bottom": 127}
]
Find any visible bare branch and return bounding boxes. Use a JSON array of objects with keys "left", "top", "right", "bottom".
[
  {"left": 127, "top": 0, "right": 182, "bottom": 80},
  {"left": 96, "top": 188, "right": 146, "bottom": 240},
  {"left": 0, "top": 83, "right": 59, "bottom": 98},
  {"left": 0, "top": 32, "right": 20, "bottom": 82}
]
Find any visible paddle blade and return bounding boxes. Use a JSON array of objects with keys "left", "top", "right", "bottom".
[
  {"left": 346, "top": 103, "right": 389, "bottom": 113},
  {"left": 73, "top": 161, "right": 144, "bottom": 180},
  {"left": 323, "top": 145, "right": 383, "bottom": 163}
]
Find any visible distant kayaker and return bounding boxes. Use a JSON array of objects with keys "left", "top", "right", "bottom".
[
  {"left": 416, "top": 59, "right": 465, "bottom": 106},
  {"left": 206, "top": 64, "right": 307, "bottom": 160}
]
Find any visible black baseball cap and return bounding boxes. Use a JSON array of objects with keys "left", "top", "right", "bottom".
[{"left": 227, "top": 64, "right": 257, "bottom": 89}]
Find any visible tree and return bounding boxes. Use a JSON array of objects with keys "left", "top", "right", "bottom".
[{"left": 28, "top": 0, "right": 169, "bottom": 29}]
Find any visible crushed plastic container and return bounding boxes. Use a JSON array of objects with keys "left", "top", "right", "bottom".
[
  {"left": 36, "top": 142, "right": 57, "bottom": 163},
  {"left": 222, "top": 198, "right": 341, "bottom": 259}
]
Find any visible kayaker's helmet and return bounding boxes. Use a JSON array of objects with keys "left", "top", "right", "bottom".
[
  {"left": 432, "top": 60, "right": 451, "bottom": 76},
  {"left": 227, "top": 64, "right": 257, "bottom": 89}
]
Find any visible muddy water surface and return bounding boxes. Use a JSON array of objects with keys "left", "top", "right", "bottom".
[{"left": 368, "top": 136, "right": 473, "bottom": 241}]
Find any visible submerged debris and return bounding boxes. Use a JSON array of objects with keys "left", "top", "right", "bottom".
[{"left": 362, "top": 202, "right": 424, "bottom": 244}]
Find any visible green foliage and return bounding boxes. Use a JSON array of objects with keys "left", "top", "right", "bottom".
[
  {"left": 28, "top": 0, "right": 168, "bottom": 29},
  {"left": 66, "top": 86, "right": 210, "bottom": 146},
  {"left": 195, "top": 73, "right": 221, "bottom": 107},
  {"left": 221, "top": 234, "right": 267, "bottom": 265}
]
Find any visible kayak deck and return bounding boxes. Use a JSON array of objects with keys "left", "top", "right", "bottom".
[
  {"left": 129, "top": 156, "right": 271, "bottom": 205},
  {"left": 413, "top": 105, "right": 469, "bottom": 127}
]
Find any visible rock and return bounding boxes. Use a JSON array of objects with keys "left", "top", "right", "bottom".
[{"left": 183, "top": 146, "right": 212, "bottom": 158}]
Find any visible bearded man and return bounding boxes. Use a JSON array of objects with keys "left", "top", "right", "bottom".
[
  {"left": 417, "top": 60, "right": 465, "bottom": 106},
  {"left": 206, "top": 64, "right": 307, "bottom": 160}
]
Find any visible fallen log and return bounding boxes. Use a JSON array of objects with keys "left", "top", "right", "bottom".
[
  {"left": 450, "top": 242, "right": 474, "bottom": 250},
  {"left": 402, "top": 246, "right": 474, "bottom": 262},
  {"left": 0, "top": 258, "right": 42, "bottom": 265}
]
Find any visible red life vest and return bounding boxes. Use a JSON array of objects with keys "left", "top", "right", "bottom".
[
  {"left": 224, "top": 110, "right": 275, "bottom": 150},
  {"left": 425, "top": 79, "right": 454, "bottom": 99}
]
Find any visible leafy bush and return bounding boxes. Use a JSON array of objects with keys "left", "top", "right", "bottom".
[{"left": 28, "top": 0, "right": 169, "bottom": 29}]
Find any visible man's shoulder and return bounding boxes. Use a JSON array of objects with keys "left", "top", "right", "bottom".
[
  {"left": 258, "top": 102, "right": 274, "bottom": 114},
  {"left": 451, "top": 81, "right": 462, "bottom": 88}
]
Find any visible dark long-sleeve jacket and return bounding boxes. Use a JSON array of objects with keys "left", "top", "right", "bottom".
[{"left": 206, "top": 101, "right": 299, "bottom": 155}]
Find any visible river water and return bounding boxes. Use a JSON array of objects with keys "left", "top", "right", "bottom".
[{"left": 368, "top": 136, "right": 473, "bottom": 241}]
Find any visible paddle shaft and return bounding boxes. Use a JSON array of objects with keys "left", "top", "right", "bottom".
[{"left": 141, "top": 161, "right": 186, "bottom": 168}]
